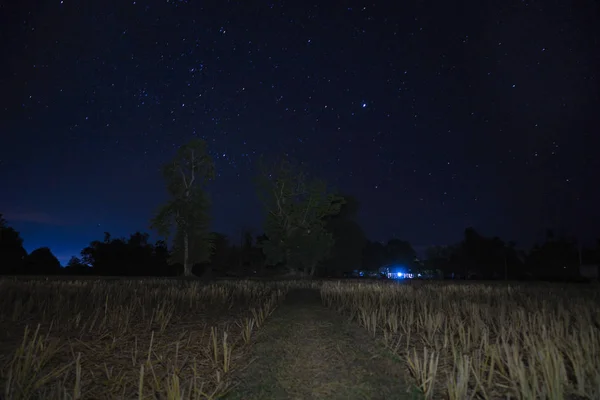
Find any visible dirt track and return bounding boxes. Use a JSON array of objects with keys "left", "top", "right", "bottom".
[{"left": 226, "top": 289, "right": 410, "bottom": 400}]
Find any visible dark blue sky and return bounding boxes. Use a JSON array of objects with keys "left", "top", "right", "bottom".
[{"left": 2, "top": 0, "right": 599, "bottom": 264}]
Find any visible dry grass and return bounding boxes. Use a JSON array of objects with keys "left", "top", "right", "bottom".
[
  {"left": 5, "top": 277, "right": 597, "bottom": 399},
  {"left": 0, "top": 278, "right": 293, "bottom": 399},
  {"left": 321, "top": 281, "right": 600, "bottom": 400}
]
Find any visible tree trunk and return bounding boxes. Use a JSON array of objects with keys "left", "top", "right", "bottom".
[
  {"left": 183, "top": 232, "right": 192, "bottom": 277},
  {"left": 285, "top": 248, "right": 296, "bottom": 275},
  {"left": 309, "top": 262, "right": 317, "bottom": 277}
]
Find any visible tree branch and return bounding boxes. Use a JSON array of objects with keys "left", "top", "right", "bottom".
[{"left": 189, "top": 149, "right": 196, "bottom": 189}]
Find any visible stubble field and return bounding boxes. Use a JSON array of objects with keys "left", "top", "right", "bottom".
[
  {"left": 321, "top": 280, "right": 600, "bottom": 399},
  {"left": 0, "top": 277, "right": 598, "bottom": 399},
  {"left": 0, "top": 278, "right": 287, "bottom": 399}
]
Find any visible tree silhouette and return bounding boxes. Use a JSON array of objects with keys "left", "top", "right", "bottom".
[
  {"left": 362, "top": 241, "right": 387, "bottom": 271},
  {"left": 64, "top": 256, "right": 91, "bottom": 275},
  {"left": 360, "top": 238, "right": 417, "bottom": 275},
  {"left": 24, "top": 247, "right": 61, "bottom": 275},
  {"left": 424, "top": 244, "right": 460, "bottom": 277},
  {"left": 209, "top": 232, "right": 232, "bottom": 275},
  {"left": 256, "top": 158, "right": 345, "bottom": 276},
  {"left": 527, "top": 230, "right": 580, "bottom": 280},
  {"left": 321, "top": 195, "right": 367, "bottom": 277},
  {"left": 0, "top": 214, "right": 27, "bottom": 274},
  {"left": 80, "top": 231, "right": 171, "bottom": 276},
  {"left": 151, "top": 139, "right": 215, "bottom": 277},
  {"left": 385, "top": 239, "right": 417, "bottom": 266}
]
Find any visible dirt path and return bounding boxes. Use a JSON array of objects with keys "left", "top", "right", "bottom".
[{"left": 226, "top": 289, "right": 410, "bottom": 400}]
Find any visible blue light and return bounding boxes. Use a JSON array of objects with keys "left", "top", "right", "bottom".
[{"left": 397, "top": 272, "right": 403, "bottom": 278}]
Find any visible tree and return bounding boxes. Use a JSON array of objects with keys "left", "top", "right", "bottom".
[
  {"left": 209, "top": 232, "right": 231, "bottom": 275},
  {"left": 150, "top": 139, "right": 216, "bottom": 277},
  {"left": 24, "top": 247, "right": 61, "bottom": 275},
  {"left": 79, "top": 231, "right": 172, "bottom": 276},
  {"left": 64, "top": 256, "right": 91, "bottom": 275},
  {"left": 0, "top": 214, "right": 27, "bottom": 274},
  {"left": 385, "top": 239, "right": 417, "bottom": 266},
  {"left": 425, "top": 245, "right": 461, "bottom": 277},
  {"left": 152, "top": 240, "right": 171, "bottom": 275},
  {"left": 230, "top": 227, "right": 254, "bottom": 275},
  {"left": 456, "top": 228, "right": 501, "bottom": 279},
  {"left": 80, "top": 233, "right": 127, "bottom": 276},
  {"left": 362, "top": 241, "right": 386, "bottom": 271},
  {"left": 450, "top": 228, "right": 526, "bottom": 280},
  {"left": 322, "top": 195, "right": 367, "bottom": 276},
  {"left": 256, "top": 158, "right": 344, "bottom": 276},
  {"left": 527, "top": 230, "right": 580, "bottom": 280},
  {"left": 66, "top": 256, "right": 85, "bottom": 268}
]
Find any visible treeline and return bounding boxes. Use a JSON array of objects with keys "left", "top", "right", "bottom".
[
  {"left": 1, "top": 138, "right": 598, "bottom": 281},
  {"left": 425, "top": 228, "right": 599, "bottom": 281},
  {"left": 2, "top": 215, "right": 599, "bottom": 281}
]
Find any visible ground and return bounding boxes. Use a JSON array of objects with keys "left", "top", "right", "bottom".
[
  {"left": 226, "top": 289, "right": 411, "bottom": 400},
  {"left": 3, "top": 279, "right": 596, "bottom": 398}
]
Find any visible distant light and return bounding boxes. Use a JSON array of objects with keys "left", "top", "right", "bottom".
[
  {"left": 362, "top": 103, "right": 367, "bottom": 108},
  {"left": 397, "top": 272, "right": 403, "bottom": 277}
]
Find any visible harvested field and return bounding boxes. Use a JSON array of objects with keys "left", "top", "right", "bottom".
[
  {"left": 2, "top": 278, "right": 598, "bottom": 399},
  {"left": 0, "top": 278, "right": 287, "bottom": 399},
  {"left": 321, "top": 280, "right": 600, "bottom": 399}
]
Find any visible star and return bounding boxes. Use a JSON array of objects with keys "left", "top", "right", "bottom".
[{"left": 1, "top": 0, "right": 596, "bottom": 260}]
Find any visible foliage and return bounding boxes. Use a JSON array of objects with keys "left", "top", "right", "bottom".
[
  {"left": 23, "top": 247, "right": 61, "bottom": 275},
  {"left": 256, "top": 158, "right": 345, "bottom": 276},
  {"left": 79, "top": 231, "right": 172, "bottom": 276},
  {"left": 209, "top": 232, "right": 231, "bottom": 274},
  {"left": 0, "top": 214, "right": 28, "bottom": 274},
  {"left": 421, "top": 227, "right": 589, "bottom": 281},
  {"left": 205, "top": 230, "right": 268, "bottom": 277},
  {"left": 362, "top": 241, "right": 387, "bottom": 271},
  {"left": 64, "top": 256, "right": 90, "bottom": 275},
  {"left": 527, "top": 230, "right": 581, "bottom": 279},
  {"left": 287, "top": 226, "right": 334, "bottom": 276},
  {"left": 150, "top": 139, "right": 216, "bottom": 276},
  {"left": 321, "top": 195, "right": 367, "bottom": 277},
  {"left": 423, "top": 229, "right": 523, "bottom": 279},
  {"left": 385, "top": 238, "right": 417, "bottom": 265},
  {"left": 361, "top": 239, "right": 416, "bottom": 272},
  {"left": 160, "top": 191, "right": 215, "bottom": 266}
]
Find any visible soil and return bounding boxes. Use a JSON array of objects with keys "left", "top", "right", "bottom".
[{"left": 226, "top": 289, "right": 411, "bottom": 400}]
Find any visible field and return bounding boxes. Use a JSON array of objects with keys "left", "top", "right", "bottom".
[
  {"left": 0, "top": 278, "right": 288, "bottom": 399},
  {"left": 321, "top": 280, "right": 600, "bottom": 399},
  {"left": 0, "top": 278, "right": 598, "bottom": 399}
]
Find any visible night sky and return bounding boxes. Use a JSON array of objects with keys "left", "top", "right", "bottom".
[{"left": 1, "top": 1, "right": 599, "bottom": 265}]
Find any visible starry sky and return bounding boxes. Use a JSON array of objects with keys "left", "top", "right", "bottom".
[{"left": 1, "top": 0, "right": 599, "bottom": 265}]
